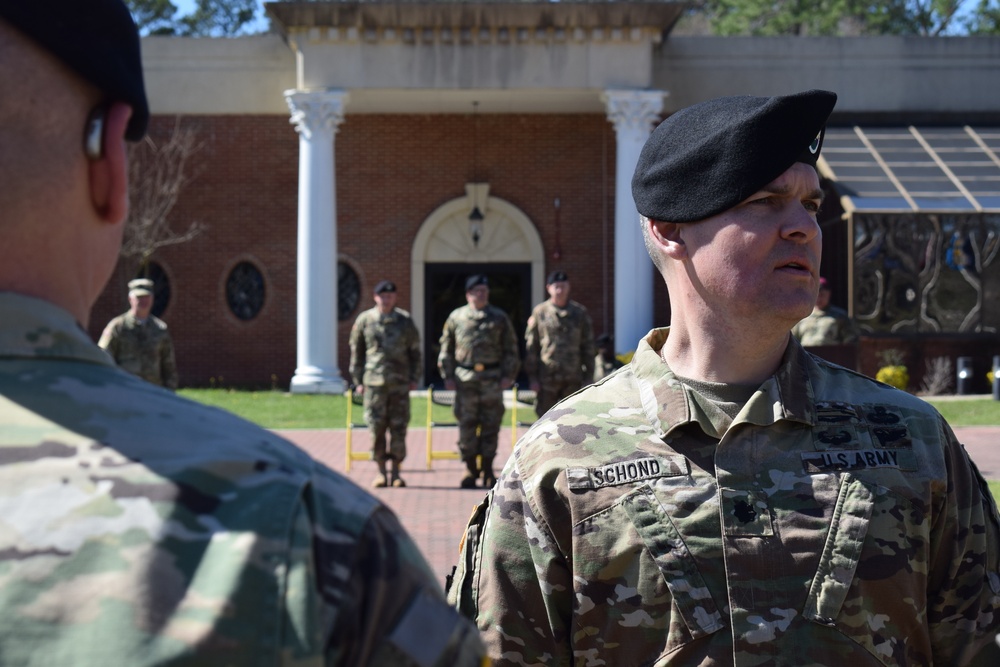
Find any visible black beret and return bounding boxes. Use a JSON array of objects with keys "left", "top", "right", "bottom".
[
  {"left": 465, "top": 274, "right": 488, "bottom": 291},
  {"left": 546, "top": 270, "right": 568, "bottom": 285},
  {"left": 374, "top": 280, "right": 396, "bottom": 294},
  {"left": 632, "top": 90, "right": 837, "bottom": 223},
  {"left": 0, "top": 0, "right": 149, "bottom": 141},
  {"left": 596, "top": 333, "right": 613, "bottom": 346}
]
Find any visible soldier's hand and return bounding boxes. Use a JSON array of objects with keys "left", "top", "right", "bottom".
[{"left": 354, "top": 385, "right": 365, "bottom": 396}]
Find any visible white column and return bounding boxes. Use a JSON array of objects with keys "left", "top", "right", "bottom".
[
  {"left": 602, "top": 89, "right": 666, "bottom": 355},
  {"left": 285, "top": 89, "right": 349, "bottom": 394}
]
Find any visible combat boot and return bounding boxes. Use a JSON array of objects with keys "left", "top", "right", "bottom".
[
  {"left": 481, "top": 457, "right": 496, "bottom": 488},
  {"left": 390, "top": 459, "right": 406, "bottom": 488},
  {"left": 460, "top": 457, "right": 479, "bottom": 489},
  {"left": 372, "top": 460, "right": 389, "bottom": 488}
]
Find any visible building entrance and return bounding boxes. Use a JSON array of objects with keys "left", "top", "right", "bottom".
[{"left": 423, "top": 262, "right": 532, "bottom": 388}]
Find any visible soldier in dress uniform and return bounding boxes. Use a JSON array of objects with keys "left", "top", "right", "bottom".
[
  {"left": 524, "top": 270, "right": 595, "bottom": 417},
  {"left": 349, "top": 279, "right": 421, "bottom": 488},
  {"left": 438, "top": 275, "right": 520, "bottom": 489},
  {"left": 0, "top": 3, "right": 486, "bottom": 664},
  {"left": 449, "top": 90, "right": 1000, "bottom": 665},
  {"left": 99, "top": 277, "right": 179, "bottom": 389}
]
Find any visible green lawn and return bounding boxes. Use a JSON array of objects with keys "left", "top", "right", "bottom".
[
  {"left": 178, "top": 388, "right": 538, "bottom": 430},
  {"left": 179, "top": 389, "right": 999, "bottom": 502}
]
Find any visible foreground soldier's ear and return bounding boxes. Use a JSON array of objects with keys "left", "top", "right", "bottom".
[
  {"left": 87, "top": 101, "right": 132, "bottom": 224},
  {"left": 649, "top": 219, "right": 688, "bottom": 260}
]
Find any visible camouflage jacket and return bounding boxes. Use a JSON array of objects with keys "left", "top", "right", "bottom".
[
  {"left": 349, "top": 306, "right": 421, "bottom": 388},
  {"left": 792, "top": 304, "right": 860, "bottom": 346},
  {"left": 438, "top": 304, "right": 519, "bottom": 384},
  {"left": 0, "top": 292, "right": 485, "bottom": 667},
  {"left": 450, "top": 327, "right": 1000, "bottom": 666},
  {"left": 524, "top": 299, "right": 595, "bottom": 385},
  {"left": 98, "top": 310, "right": 179, "bottom": 389}
]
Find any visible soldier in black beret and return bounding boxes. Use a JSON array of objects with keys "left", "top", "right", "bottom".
[
  {"left": 524, "top": 270, "right": 595, "bottom": 416},
  {"left": 454, "top": 90, "right": 1000, "bottom": 665},
  {"left": 0, "top": 3, "right": 488, "bottom": 664}
]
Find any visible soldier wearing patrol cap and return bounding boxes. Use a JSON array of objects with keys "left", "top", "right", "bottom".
[
  {"left": 99, "top": 277, "right": 179, "bottom": 389},
  {"left": 0, "top": 2, "right": 486, "bottom": 664},
  {"left": 450, "top": 90, "right": 1000, "bottom": 665},
  {"left": 524, "top": 270, "right": 595, "bottom": 417},
  {"left": 438, "top": 274, "right": 520, "bottom": 488},
  {"left": 349, "top": 279, "right": 421, "bottom": 488}
]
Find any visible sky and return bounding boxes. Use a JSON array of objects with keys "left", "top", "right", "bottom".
[{"left": 172, "top": 0, "right": 271, "bottom": 34}]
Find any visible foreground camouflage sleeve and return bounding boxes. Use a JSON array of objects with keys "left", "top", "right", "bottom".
[
  {"left": 450, "top": 447, "right": 574, "bottom": 663},
  {"left": 296, "top": 473, "right": 487, "bottom": 666},
  {"left": 926, "top": 422, "right": 1000, "bottom": 664}
]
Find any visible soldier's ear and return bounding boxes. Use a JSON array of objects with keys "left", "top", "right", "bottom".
[
  {"left": 87, "top": 102, "right": 132, "bottom": 225},
  {"left": 649, "top": 219, "right": 688, "bottom": 261}
]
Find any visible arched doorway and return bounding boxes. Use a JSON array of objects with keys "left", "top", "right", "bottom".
[{"left": 411, "top": 183, "right": 545, "bottom": 386}]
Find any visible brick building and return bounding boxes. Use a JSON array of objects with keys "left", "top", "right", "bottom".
[{"left": 88, "top": 2, "right": 1000, "bottom": 392}]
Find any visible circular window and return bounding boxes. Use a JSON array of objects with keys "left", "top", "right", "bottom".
[
  {"left": 135, "top": 261, "right": 171, "bottom": 318},
  {"left": 339, "top": 262, "right": 361, "bottom": 321},
  {"left": 226, "top": 261, "right": 266, "bottom": 321}
]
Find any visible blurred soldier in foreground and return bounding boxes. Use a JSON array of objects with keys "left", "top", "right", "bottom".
[
  {"left": 449, "top": 90, "right": 1000, "bottom": 664},
  {"left": 349, "top": 279, "right": 421, "bottom": 488},
  {"left": 792, "top": 275, "right": 860, "bottom": 346},
  {"left": 99, "top": 277, "right": 179, "bottom": 389},
  {"left": 524, "top": 270, "right": 595, "bottom": 417},
  {"left": 438, "top": 275, "right": 519, "bottom": 489},
  {"left": 0, "top": 2, "right": 485, "bottom": 664},
  {"left": 591, "top": 332, "right": 623, "bottom": 382}
]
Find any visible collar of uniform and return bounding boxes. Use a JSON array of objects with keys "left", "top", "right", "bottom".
[
  {"left": 0, "top": 292, "right": 116, "bottom": 368},
  {"left": 632, "top": 327, "right": 814, "bottom": 440}
]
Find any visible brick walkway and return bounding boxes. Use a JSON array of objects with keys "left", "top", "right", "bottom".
[{"left": 277, "top": 424, "right": 1000, "bottom": 583}]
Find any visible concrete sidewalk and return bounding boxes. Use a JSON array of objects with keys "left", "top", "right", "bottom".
[{"left": 277, "top": 425, "right": 1000, "bottom": 583}]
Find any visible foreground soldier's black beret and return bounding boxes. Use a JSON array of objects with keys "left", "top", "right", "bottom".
[
  {"left": 631, "top": 90, "right": 837, "bottom": 223},
  {"left": 0, "top": 0, "right": 149, "bottom": 140}
]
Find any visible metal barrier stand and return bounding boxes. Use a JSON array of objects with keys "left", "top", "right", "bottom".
[{"left": 344, "top": 388, "right": 372, "bottom": 472}]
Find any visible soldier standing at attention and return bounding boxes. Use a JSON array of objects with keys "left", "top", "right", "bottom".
[
  {"left": 438, "top": 275, "right": 519, "bottom": 489},
  {"left": 792, "top": 275, "right": 860, "bottom": 346},
  {"left": 99, "top": 277, "right": 179, "bottom": 389},
  {"left": 449, "top": 90, "right": 1000, "bottom": 664},
  {"left": 0, "top": 2, "right": 486, "bottom": 664},
  {"left": 524, "top": 270, "right": 595, "bottom": 417},
  {"left": 592, "top": 332, "right": 623, "bottom": 382},
  {"left": 349, "top": 279, "right": 421, "bottom": 488}
]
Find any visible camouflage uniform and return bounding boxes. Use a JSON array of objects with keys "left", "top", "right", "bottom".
[
  {"left": 438, "top": 304, "right": 519, "bottom": 468},
  {"left": 524, "top": 299, "right": 595, "bottom": 416},
  {"left": 792, "top": 304, "right": 860, "bottom": 346},
  {"left": 98, "top": 311, "right": 179, "bottom": 389},
  {"left": 349, "top": 305, "right": 421, "bottom": 465},
  {"left": 0, "top": 292, "right": 485, "bottom": 666},
  {"left": 450, "top": 327, "right": 1000, "bottom": 665}
]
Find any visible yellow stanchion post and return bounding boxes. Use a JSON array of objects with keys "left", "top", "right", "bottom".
[
  {"left": 511, "top": 384, "right": 518, "bottom": 449},
  {"left": 345, "top": 388, "right": 354, "bottom": 471},
  {"left": 426, "top": 387, "right": 434, "bottom": 470}
]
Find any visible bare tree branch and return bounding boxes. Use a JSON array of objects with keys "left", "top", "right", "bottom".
[{"left": 122, "top": 117, "right": 205, "bottom": 271}]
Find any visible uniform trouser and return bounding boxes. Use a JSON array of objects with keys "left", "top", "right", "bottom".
[
  {"left": 363, "top": 384, "right": 410, "bottom": 464},
  {"left": 453, "top": 378, "right": 504, "bottom": 460},
  {"left": 535, "top": 375, "right": 583, "bottom": 417}
]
